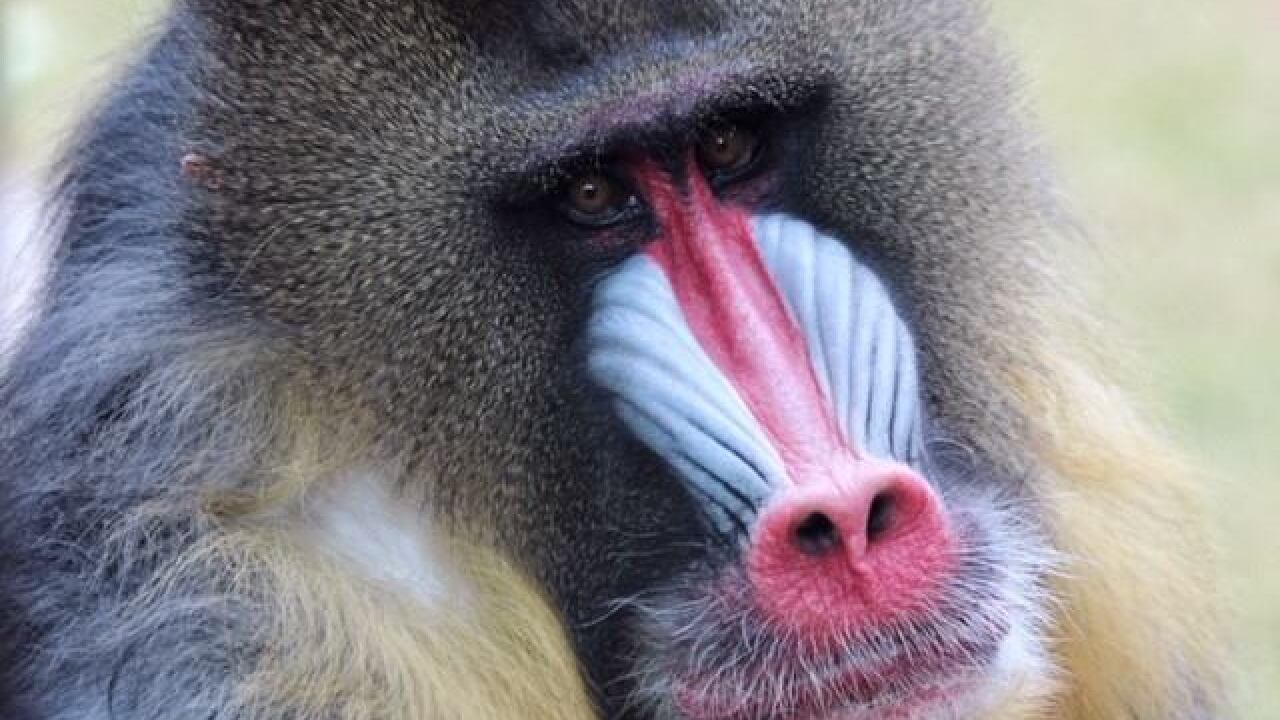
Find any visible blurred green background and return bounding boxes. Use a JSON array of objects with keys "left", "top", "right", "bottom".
[{"left": 2, "top": 0, "right": 1277, "bottom": 714}]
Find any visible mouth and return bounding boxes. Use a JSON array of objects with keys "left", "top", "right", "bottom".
[
  {"left": 668, "top": 616, "right": 1003, "bottom": 720},
  {"left": 618, "top": 504, "right": 1031, "bottom": 720}
]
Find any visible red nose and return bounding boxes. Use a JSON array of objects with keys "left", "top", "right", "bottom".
[{"left": 747, "top": 458, "right": 952, "bottom": 638}]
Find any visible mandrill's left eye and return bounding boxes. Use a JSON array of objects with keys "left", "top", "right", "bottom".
[
  {"left": 560, "top": 171, "right": 642, "bottom": 228},
  {"left": 696, "top": 123, "right": 762, "bottom": 183}
]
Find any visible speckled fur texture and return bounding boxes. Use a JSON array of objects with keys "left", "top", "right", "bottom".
[{"left": 0, "top": 0, "right": 1224, "bottom": 718}]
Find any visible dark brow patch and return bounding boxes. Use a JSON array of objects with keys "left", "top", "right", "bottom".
[{"left": 497, "top": 63, "right": 832, "bottom": 200}]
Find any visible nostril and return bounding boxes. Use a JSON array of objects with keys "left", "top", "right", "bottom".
[
  {"left": 748, "top": 463, "right": 953, "bottom": 637},
  {"left": 866, "top": 491, "right": 896, "bottom": 542},
  {"left": 793, "top": 511, "right": 840, "bottom": 556}
]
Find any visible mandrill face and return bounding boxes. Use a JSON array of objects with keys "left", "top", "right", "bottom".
[
  {"left": 188, "top": 1, "right": 1067, "bottom": 718},
  {"left": 576, "top": 138, "right": 1049, "bottom": 719},
  {"left": 0, "top": 0, "right": 1223, "bottom": 717}
]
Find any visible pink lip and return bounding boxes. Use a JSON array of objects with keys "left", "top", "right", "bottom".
[
  {"left": 821, "top": 680, "right": 980, "bottom": 720},
  {"left": 672, "top": 638, "right": 998, "bottom": 720}
]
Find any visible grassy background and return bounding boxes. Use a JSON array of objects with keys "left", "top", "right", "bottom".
[
  {"left": 3, "top": 0, "right": 1277, "bottom": 714},
  {"left": 993, "top": 2, "right": 1280, "bottom": 713}
]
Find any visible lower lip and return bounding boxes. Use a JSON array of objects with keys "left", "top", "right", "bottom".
[
  {"left": 675, "top": 641, "right": 996, "bottom": 720},
  {"left": 821, "top": 680, "right": 979, "bottom": 720},
  {"left": 815, "top": 647, "right": 988, "bottom": 712}
]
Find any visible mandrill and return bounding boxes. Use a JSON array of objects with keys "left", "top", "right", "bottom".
[{"left": 0, "top": 0, "right": 1225, "bottom": 718}]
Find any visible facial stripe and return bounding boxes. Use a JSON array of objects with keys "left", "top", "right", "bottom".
[
  {"left": 636, "top": 159, "right": 853, "bottom": 478},
  {"left": 751, "top": 214, "right": 924, "bottom": 466},
  {"left": 893, "top": 323, "right": 923, "bottom": 465},
  {"left": 868, "top": 305, "right": 894, "bottom": 458}
]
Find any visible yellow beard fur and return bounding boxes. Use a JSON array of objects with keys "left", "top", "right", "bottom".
[{"left": 189, "top": 343, "right": 1223, "bottom": 719}]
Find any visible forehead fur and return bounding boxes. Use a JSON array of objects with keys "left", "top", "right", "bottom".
[
  {"left": 185, "top": 0, "right": 1025, "bottom": 211},
  {"left": 174, "top": 0, "right": 1060, "bottom": 478}
]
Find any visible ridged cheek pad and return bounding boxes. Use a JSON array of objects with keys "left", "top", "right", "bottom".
[{"left": 586, "top": 213, "right": 924, "bottom": 536}]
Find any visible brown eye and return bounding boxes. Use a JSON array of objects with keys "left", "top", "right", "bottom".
[
  {"left": 562, "top": 172, "right": 637, "bottom": 226},
  {"left": 696, "top": 124, "right": 761, "bottom": 177}
]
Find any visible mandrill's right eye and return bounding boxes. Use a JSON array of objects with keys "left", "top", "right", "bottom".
[{"left": 560, "top": 171, "right": 642, "bottom": 228}]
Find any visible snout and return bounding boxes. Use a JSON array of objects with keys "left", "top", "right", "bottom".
[
  {"left": 586, "top": 196, "right": 955, "bottom": 637},
  {"left": 747, "top": 456, "right": 953, "bottom": 638}
]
